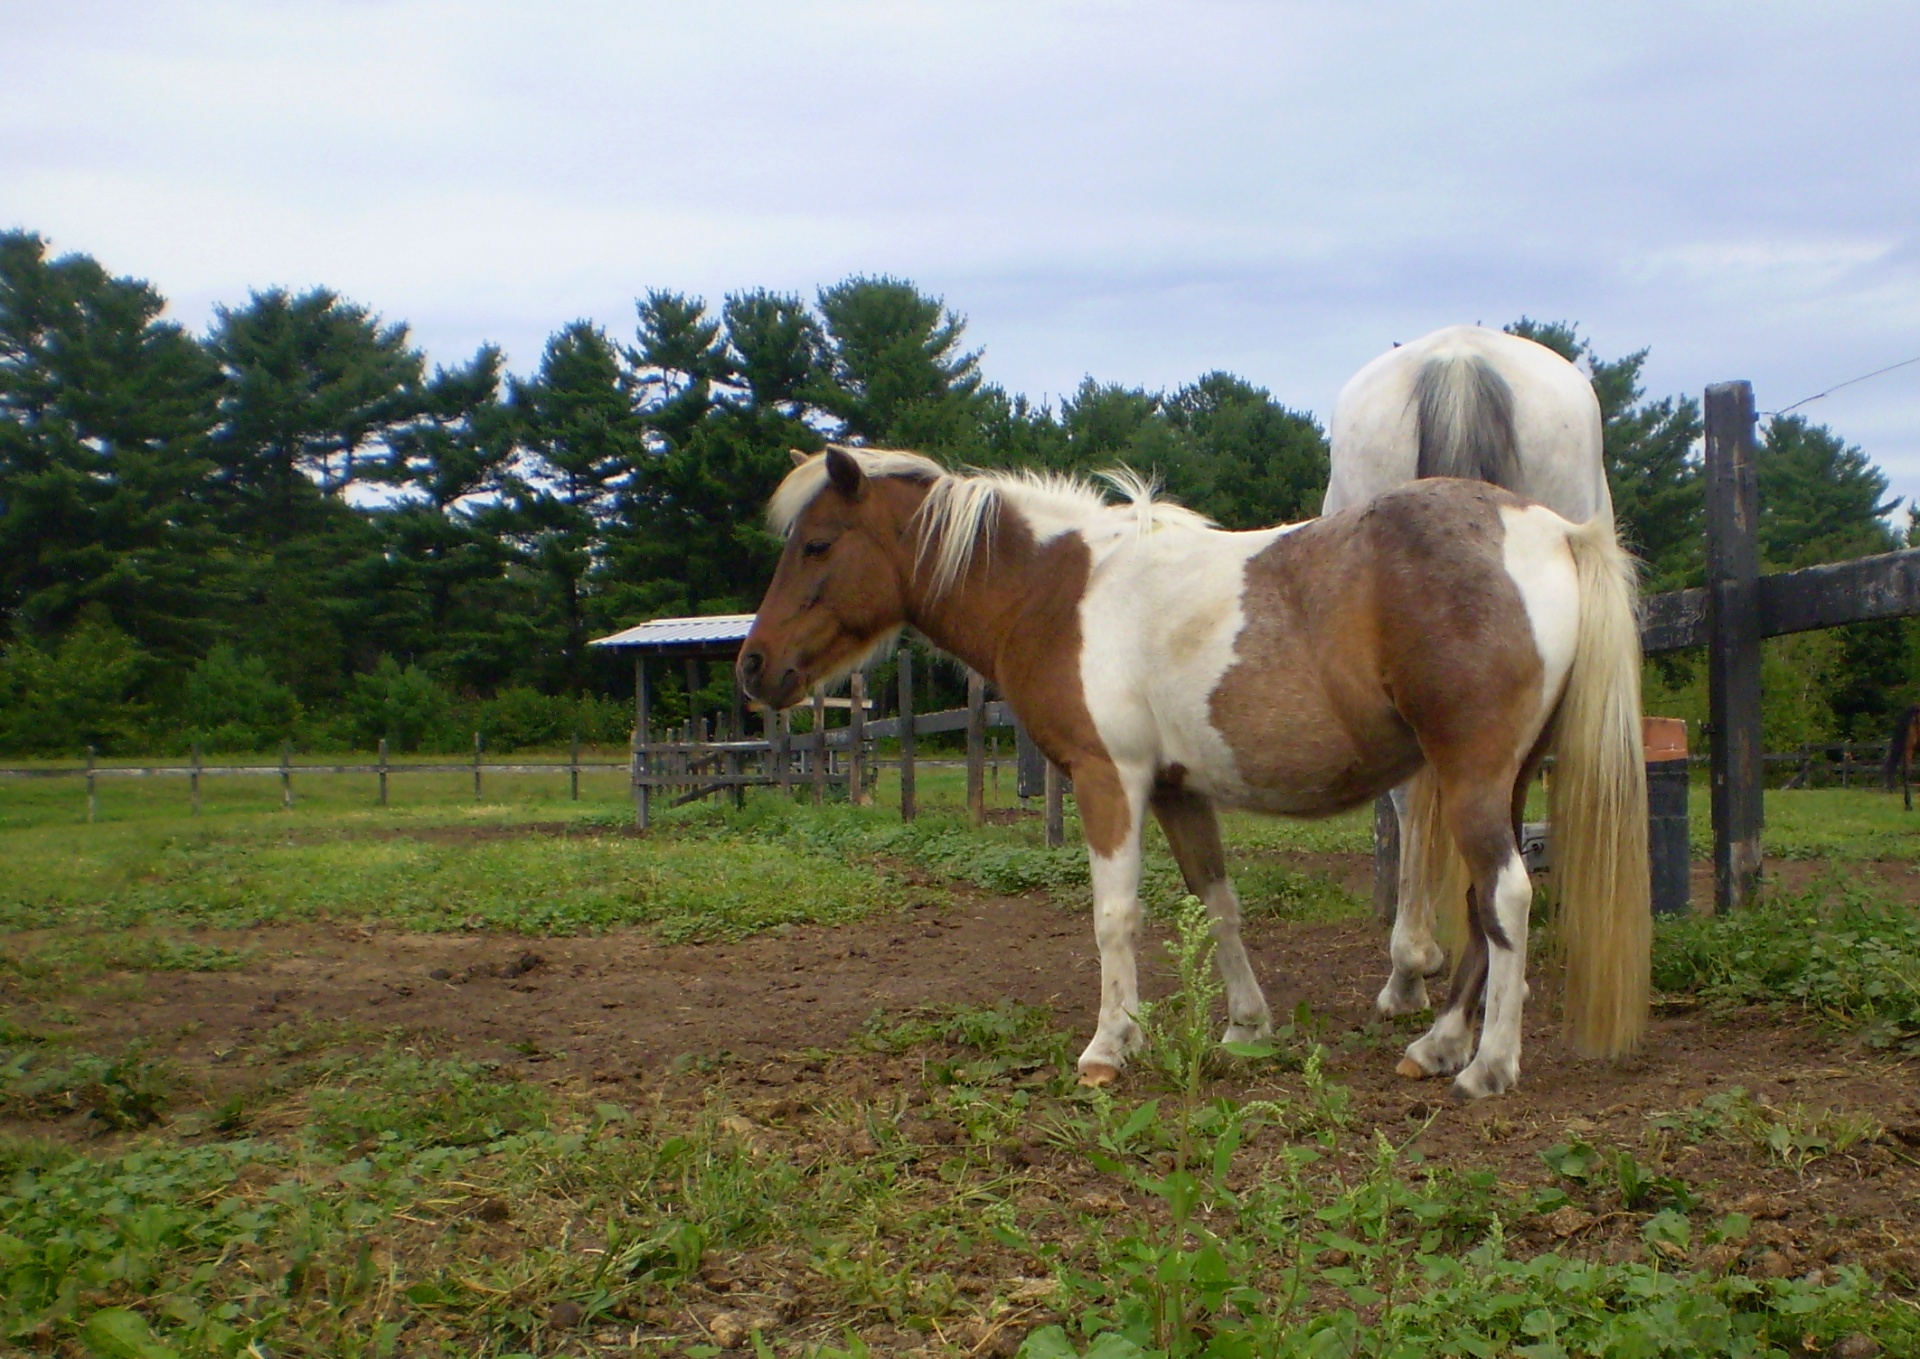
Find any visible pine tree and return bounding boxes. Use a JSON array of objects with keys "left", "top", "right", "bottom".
[
  {"left": 502, "top": 322, "right": 645, "bottom": 694},
  {"left": 206, "top": 287, "right": 424, "bottom": 540},
  {"left": 0, "top": 230, "right": 224, "bottom": 660},
  {"left": 812, "top": 276, "right": 987, "bottom": 451},
  {"left": 1161, "top": 372, "right": 1327, "bottom": 529}
]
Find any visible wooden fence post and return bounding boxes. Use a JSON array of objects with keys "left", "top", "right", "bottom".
[
  {"left": 1706, "top": 380, "right": 1764, "bottom": 912},
  {"left": 378, "top": 738, "right": 390, "bottom": 807},
  {"left": 86, "top": 745, "right": 97, "bottom": 824},
  {"left": 1043, "top": 760, "right": 1064, "bottom": 849},
  {"left": 849, "top": 670, "right": 868, "bottom": 806},
  {"left": 569, "top": 732, "right": 580, "bottom": 801},
  {"left": 279, "top": 740, "right": 294, "bottom": 810},
  {"left": 473, "top": 732, "right": 484, "bottom": 802},
  {"left": 966, "top": 670, "right": 987, "bottom": 828},
  {"left": 898, "top": 647, "right": 917, "bottom": 822},
  {"left": 812, "top": 691, "right": 828, "bottom": 805},
  {"left": 190, "top": 742, "right": 202, "bottom": 817},
  {"left": 775, "top": 710, "right": 792, "bottom": 795},
  {"left": 1015, "top": 720, "right": 1044, "bottom": 800}
]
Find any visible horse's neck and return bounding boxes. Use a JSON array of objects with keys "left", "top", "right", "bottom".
[{"left": 903, "top": 513, "right": 1057, "bottom": 686}]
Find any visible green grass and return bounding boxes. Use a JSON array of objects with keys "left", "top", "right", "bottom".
[
  {"left": 1653, "top": 878, "right": 1920, "bottom": 1049},
  {"left": 0, "top": 764, "right": 1374, "bottom": 942}
]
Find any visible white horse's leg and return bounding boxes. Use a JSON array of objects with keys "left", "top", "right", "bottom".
[
  {"left": 1453, "top": 852, "right": 1532, "bottom": 1099},
  {"left": 1078, "top": 841, "right": 1145, "bottom": 1082},
  {"left": 1377, "top": 779, "right": 1446, "bottom": 1017},
  {"left": 1077, "top": 775, "right": 1150, "bottom": 1085}
]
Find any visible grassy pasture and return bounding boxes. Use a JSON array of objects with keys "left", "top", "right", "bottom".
[{"left": 2, "top": 771, "right": 1918, "bottom": 1357}]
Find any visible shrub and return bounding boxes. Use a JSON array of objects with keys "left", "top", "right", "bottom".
[
  {"left": 342, "top": 657, "right": 459, "bottom": 753},
  {"left": 0, "top": 614, "right": 150, "bottom": 755},
  {"left": 180, "top": 644, "right": 303, "bottom": 752}
]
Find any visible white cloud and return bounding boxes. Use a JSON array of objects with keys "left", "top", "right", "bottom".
[{"left": 6, "top": 0, "right": 1919, "bottom": 503}]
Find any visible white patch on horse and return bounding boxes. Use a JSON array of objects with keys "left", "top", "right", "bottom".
[
  {"left": 1498, "top": 504, "right": 1583, "bottom": 753},
  {"left": 1454, "top": 853, "right": 1533, "bottom": 1099},
  {"left": 1073, "top": 517, "right": 1292, "bottom": 800}
]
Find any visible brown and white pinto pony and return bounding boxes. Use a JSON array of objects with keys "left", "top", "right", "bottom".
[{"left": 738, "top": 446, "right": 1651, "bottom": 1099}]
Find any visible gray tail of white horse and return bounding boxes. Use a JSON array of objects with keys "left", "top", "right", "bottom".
[{"left": 1414, "top": 352, "right": 1521, "bottom": 490}]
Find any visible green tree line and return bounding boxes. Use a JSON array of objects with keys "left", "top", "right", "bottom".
[{"left": 0, "top": 231, "right": 1911, "bottom": 756}]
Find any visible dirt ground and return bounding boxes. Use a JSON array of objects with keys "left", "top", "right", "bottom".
[{"left": 22, "top": 845, "right": 1920, "bottom": 1310}]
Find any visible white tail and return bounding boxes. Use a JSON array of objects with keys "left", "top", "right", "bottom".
[{"left": 1551, "top": 516, "right": 1650, "bottom": 1059}]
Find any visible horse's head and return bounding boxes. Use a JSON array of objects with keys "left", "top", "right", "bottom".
[{"left": 737, "top": 446, "right": 930, "bottom": 710}]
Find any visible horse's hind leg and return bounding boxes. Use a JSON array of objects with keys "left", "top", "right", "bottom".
[
  {"left": 1399, "top": 783, "right": 1530, "bottom": 1095},
  {"left": 1377, "top": 772, "right": 1450, "bottom": 1017},
  {"left": 1150, "top": 779, "right": 1273, "bottom": 1043}
]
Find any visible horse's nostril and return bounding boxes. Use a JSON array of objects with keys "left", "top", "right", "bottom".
[{"left": 739, "top": 649, "right": 764, "bottom": 682}]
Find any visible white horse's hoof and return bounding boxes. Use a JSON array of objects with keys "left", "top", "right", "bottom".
[{"left": 1375, "top": 974, "right": 1431, "bottom": 1018}]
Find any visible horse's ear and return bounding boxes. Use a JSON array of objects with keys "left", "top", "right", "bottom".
[
  {"left": 825, "top": 446, "right": 866, "bottom": 501},
  {"left": 789, "top": 448, "right": 811, "bottom": 468}
]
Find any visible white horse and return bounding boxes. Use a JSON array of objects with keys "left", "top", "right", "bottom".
[{"left": 1323, "top": 325, "right": 1622, "bottom": 1027}]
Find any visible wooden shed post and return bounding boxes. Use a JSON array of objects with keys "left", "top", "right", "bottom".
[
  {"left": 730, "top": 668, "right": 747, "bottom": 808},
  {"left": 1705, "top": 380, "right": 1764, "bottom": 911},
  {"left": 898, "top": 646, "right": 917, "bottom": 822},
  {"left": 634, "top": 657, "right": 651, "bottom": 829},
  {"left": 966, "top": 669, "right": 987, "bottom": 827}
]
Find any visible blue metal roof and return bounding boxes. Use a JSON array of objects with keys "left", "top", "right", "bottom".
[{"left": 588, "top": 614, "right": 756, "bottom": 653}]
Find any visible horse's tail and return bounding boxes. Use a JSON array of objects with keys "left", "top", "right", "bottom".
[
  {"left": 1883, "top": 705, "right": 1918, "bottom": 791},
  {"left": 1550, "top": 513, "right": 1650, "bottom": 1060},
  {"left": 1414, "top": 350, "right": 1521, "bottom": 489}
]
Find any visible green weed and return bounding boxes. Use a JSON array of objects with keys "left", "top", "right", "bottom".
[{"left": 1653, "top": 883, "right": 1920, "bottom": 1047}]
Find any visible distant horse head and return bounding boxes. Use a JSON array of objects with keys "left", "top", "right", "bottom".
[{"left": 735, "top": 446, "right": 937, "bottom": 710}]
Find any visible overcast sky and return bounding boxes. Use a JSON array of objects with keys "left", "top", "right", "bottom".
[{"left": 8, "top": 1, "right": 1920, "bottom": 507}]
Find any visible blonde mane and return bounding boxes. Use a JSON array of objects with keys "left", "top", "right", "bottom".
[{"left": 769, "top": 445, "right": 1213, "bottom": 598}]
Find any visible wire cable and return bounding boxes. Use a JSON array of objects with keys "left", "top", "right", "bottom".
[{"left": 1762, "top": 353, "right": 1920, "bottom": 418}]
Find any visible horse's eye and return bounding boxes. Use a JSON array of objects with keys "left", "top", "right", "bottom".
[{"left": 802, "top": 538, "right": 832, "bottom": 559}]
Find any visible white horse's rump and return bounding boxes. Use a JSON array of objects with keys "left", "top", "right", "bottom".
[{"left": 1325, "top": 325, "right": 1610, "bottom": 522}]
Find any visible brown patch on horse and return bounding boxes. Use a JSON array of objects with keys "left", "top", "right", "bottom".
[
  {"left": 1210, "top": 482, "right": 1546, "bottom": 819},
  {"left": 925, "top": 516, "right": 1133, "bottom": 859}
]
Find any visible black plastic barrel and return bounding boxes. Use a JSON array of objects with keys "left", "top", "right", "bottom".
[{"left": 1646, "top": 757, "right": 1691, "bottom": 916}]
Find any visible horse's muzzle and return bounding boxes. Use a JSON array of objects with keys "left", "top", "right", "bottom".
[{"left": 736, "top": 646, "right": 802, "bottom": 710}]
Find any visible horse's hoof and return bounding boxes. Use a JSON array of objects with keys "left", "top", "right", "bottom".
[
  {"left": 1222, "top": 1020, "right": 1272, "bottom": 1045},
  {"left": 1375, "top": 978, "right": 1431, "bottom": 1019},
  {"left": 1450, "top": 1060, "right": 1517, "bottom": 1101},
  {"left": 1395, "top": 1056, "right": 1431, "bottom": 1080},
  {"left": 1077, "top": 1062, "right": 1120, "bottom": 1088}
]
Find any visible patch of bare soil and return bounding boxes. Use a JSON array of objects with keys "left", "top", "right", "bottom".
[{"left": 21, "top": 847, "right": 1920, "bottom": 1320}]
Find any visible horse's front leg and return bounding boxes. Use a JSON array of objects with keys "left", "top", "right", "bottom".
[{"left": 1074, "top": 761, "right": 1151, "bottom": 1087}]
